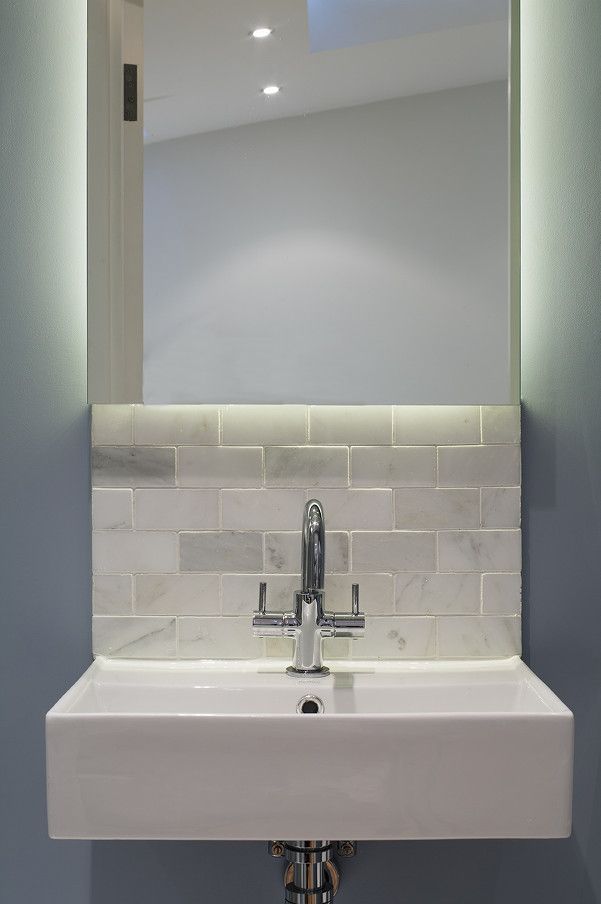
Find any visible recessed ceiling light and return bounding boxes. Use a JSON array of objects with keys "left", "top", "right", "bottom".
[
  {"left": 262, "top": 85, "right": 280, "bottom": 96},
  {"left": 252, "top": 27, "right": 273, "bottom": 38}
]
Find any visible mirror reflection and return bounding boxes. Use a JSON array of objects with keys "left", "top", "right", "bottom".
[{"left": 144, "top": 1, "right": 510, "bottom": 404}]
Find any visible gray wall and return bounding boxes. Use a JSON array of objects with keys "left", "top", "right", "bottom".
[
  {"left": 144, "top": 82, "right": 510, "bottom": 405},
  {"left": 0, "top": 1, "right": 91, "bottom": 902},
  {"left": 2, "top": 2, "right": 601, "bottom": 903}
]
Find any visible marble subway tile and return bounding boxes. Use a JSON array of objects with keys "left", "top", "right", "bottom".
[
  {"left": 437, "top": 616, "right": 521, "bottom": 658},
  {"left": 135, "top": 573, "right": 220, "bottom": 616},
  {"left": 482, "top": 573, "right": 522, "bottom": 615},
  {"left": 481, "top": 406, "right": 521, "bottom": 444},
  {"left": 481, "top": 487, "right": 521, "bottom": 529},
  {"left": 221, "top": 489, "right": 306, "bottom": 530},
  {"left": 178, "top": 617, "right": 263, "bottom": 659},
  {"left": 221, "top": 574, "right": 299, "bottom": 615},
  {"left": 93, "top": 531, "right": 178, "bottom": 574},
  {"left": 393, "top": 406, "right": 480, "bottom": 445},
  {"left": 438, "top": 445, "right": 520, "bottom": 487},
  {"left": 134, "top": 489, "right": 219, "bottom": 530},
  {"left": 315, "top": 489, "right": 393, "bottom": 530},
  {"left": 92, "top": 446, "right": 175, "bottom": 488},
  {"left": 92, "top": 574, "right": 133, "bottom": 615},
  {"left": 265, "top": 531, "right": 348, "bottom": 573},
  {"left": 351, "top": 447, "right": 436, "bottom": 487},
  {"left": 265, "top": 447, "right": 348, "bottom": 488},
  {"left": 178, "top": 446, "right": 263, "bottom": 488},
  {"left": 222, "top": 405, "right": 307, "bottom": 445},
  {"left": 92, "top": 488, "right": 133, "bottom": 530},
  {"left": 91, "top": 405, "right": 133, "bottom": 445},
  {"left": 265, "top": 636, "right": 351, "bottom": 660},
  {"left": 265, "top": 636, "right": 295, "bottom": 658},
  {"left": 325, "top": 574, "right": 394, "bottom": 614},
  {"left": 134, "top": 405, "right": 219, "bottom": 445},
  {"left": 264, "top": 533, "right": 300, "bottom": 574},
  {"left": 352, "top": 532, "right": 436, "bottom": 573},
  {"left": 93, "top": 616, "right": 176, "bottom": 658},
  {"left": 180, "top": 531, "right": 263, "bottom": 573},
  {"left": 309, "top": 406, "right": 392, "bottom": 445},
  {"left": 88, "top": 404, "right": 522, "bottom": 663},
  {"left": 395, "top": 573, "right": 481, "bottom": 614},
  {"left": 438, "top": 530, "right": 521, "bottom": 573},
  {"left": 351, "top": 617, "right": 436, "bottom": 659},
  {"left": 394, "top": 488, "right": 479, "bottom": 530}
]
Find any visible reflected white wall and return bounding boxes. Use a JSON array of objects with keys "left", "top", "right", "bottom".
[{"left": 144, "top": 81, "right": 510, "bottom": 404}]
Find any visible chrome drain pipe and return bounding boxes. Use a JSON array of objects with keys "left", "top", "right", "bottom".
[{"left": 269, "top": 840, "right": 356, "bottom": 903}]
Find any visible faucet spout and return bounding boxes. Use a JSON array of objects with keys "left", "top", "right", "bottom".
[
  {"left": 302, "top": 500, "right": 325, "bottom": 593},
  {"left": 252, "top": 499, "right": 365, "bottom": 676}
]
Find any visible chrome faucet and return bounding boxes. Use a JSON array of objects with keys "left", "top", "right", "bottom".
[{"left": 253, "top": 499, "right": 365, "bottom": 676}]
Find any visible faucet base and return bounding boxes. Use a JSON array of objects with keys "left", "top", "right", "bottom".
[{"left": 286, "top": 665, "right": 330, "bottom": 678}]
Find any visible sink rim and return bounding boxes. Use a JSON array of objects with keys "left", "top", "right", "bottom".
[{"left": 48, "top": 655, "right": 572, "bottom": 719}]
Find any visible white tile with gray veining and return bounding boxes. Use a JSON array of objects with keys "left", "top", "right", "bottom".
[
  {"left": 437, "top": 616, "right": 521, "bottom": 658},
  {"left": 265, "top": 531, "right": 349, "bottom": 574},
  {"left": 93, "top": 530, "right": 178, "bottom": 574},
  {"left": 482, "top": 573, "right": 522, "bottom": 615},
  {"left": 222, "top": 405, "right": 306, "bottom": 446},
  {"left": 91, "top": 403, "right": 521, "bottom": 661},
  {"left": 93, "top": 616, "right": 176, "bottom": 658},
  {"left": 134, "top": 404, "right": 219, "bottom": 445},
  {"left": 265, "top": 635, "right": 351, "bottom": 660},
  {"left": 309, "top": 406, "right": 392, "bottom": 445},
  {"left": 92, "top": 446, "right": 176, "bottom": 487},
  {"left": 438, "top": 530, "right": 521, "bottom": 573},
  {"left": 352, "top": 531, "right": 436, "bottom": 573},
  {"left": 351, "top": 617, "right": 436, "bottom": 659},
  {"left": 221, "top": 574, "right": 299, "bottom": 615},
  {"left": 480, "top": 487, "right": 521, "bottom": 528},
  {"left": 178, "top": 446, "right": 263, "bottom": 488},
  {"left": 135, "top": 573, "right": 220, "bottom": 616},
  {"left": 481, "top": 406, "right": 521, "bottom": 444},
  {"left": 351, "top": 446, "right": 436, "bottom": 487},
  {"left": 92, "top": 405, "right": 133, "bottom": 445},
  {"left": 265, "top": 446, "right": 349, "bottom": 488},
  {"left": 394, "top": 406, "right": 480, "bottom": 445},
  {"left": 394, "top": 487, "right": 480, "bottom": 529},
  {"left": 134, "top": 489, "right": 220, "bottom": 530},
  {"left": 438, "top": 445, "right": 520, "bottom": 488},
  {"left": 315, "top": 488, "right": 393, "bottom": 530},
  {"left": 180, "top": 531, "right": 263, "bottom": 573},
  {"left": 92, "top": 488, "right": 133, "bottom": 530},
  {"left": 221, "top": 489, "right": 306, "bottom": 530},
  {"left": 178, "top": 617, "right": 263, "bottom": 659},
  {"left": 395, "top": 573, "right": 481, "bottom": 614},
  {"left": 92, "top": 574, "right": 133, "bottom": 615}
]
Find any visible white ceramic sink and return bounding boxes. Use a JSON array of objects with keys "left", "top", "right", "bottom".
[{"left": 46, "top": 656, "right": 573, "bottom": 841}]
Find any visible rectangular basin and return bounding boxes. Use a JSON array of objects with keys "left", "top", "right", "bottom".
[{"left": 46, "top": 657, "right": 573, "bottom": 840}]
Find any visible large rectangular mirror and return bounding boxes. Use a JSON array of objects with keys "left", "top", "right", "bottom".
[{"left": 89, "top": 0, "right": 517, "bottom": 404}]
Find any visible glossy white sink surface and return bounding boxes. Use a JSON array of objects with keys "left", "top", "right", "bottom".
[{"left": 47, "top": 656, "right": 573, "bottom": 840}]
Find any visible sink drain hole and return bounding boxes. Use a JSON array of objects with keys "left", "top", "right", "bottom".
[{"left": 297, "top": 695, "right": 324, "bottom": 714}]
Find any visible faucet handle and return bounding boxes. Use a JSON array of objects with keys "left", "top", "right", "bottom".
[
  {"left": 253, "top": 581, "right": 288, "bottom": 636},
  {"left": 258, "top": 581, "right": 267, "bottom": 615},
  {"left": 331, "top": 582, "right": 365, "bottom": 637}
]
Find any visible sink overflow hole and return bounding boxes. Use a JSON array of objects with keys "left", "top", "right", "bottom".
[{"left": 297, "top": 695, "right": 324, "bottom": 714}]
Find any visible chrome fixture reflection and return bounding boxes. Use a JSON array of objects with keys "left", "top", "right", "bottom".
[
  {"left": 269, "top": 840, "right": 357, "bottom": 903},
  {"left": 253, "top": 500, "right": 365, "bottom": 676}
]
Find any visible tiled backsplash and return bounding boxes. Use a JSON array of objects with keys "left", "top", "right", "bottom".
[{"left": 91, "top": 405, "right": 521, "bottom": 660}]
